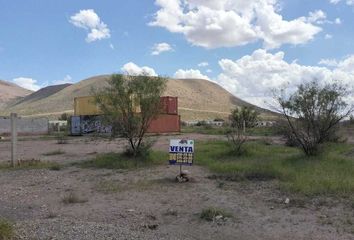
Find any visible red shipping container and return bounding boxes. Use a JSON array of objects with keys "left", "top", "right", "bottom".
[
  {"left": 147, "top": 114, "right": 180, "bottom": 133},
  {"left": 160, "top": 96, "right": 178, "bottom": 115}
]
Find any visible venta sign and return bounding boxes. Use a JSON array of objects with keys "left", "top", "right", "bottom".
[{"left": 169, "top": 139, "right": 194, "bottom": 166}]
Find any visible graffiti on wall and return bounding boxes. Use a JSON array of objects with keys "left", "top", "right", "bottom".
[
  {"left": 71, "top": 115, "right": 112, "bottom": 135},
  {"left": 81, "top": 116, "right": 112, "bottom": 134}
]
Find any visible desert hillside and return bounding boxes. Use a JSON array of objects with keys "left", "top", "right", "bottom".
[
  {"left": 0, "top": 75, "right": 274, "bottom": 120},
  {"left": 0, "top": 80, "right": 32, "bottom": 109}
]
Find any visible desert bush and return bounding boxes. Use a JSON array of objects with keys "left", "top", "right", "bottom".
[
  {"left": 350, "top": 115, "right": 354, "bottom": 125},
  {"left": 56, "top": 133, "right": 68, "bottom": 144},
  {"left": 196, "top": 120, "right": 207, "bottom": 127},
  {"left": 0, "top": 218, "right": 14, "bottom": 240},
  {"left": 214, "top": 118, "right": 225, "bottom": 122},
  {"left": 275, "top": 81, "right": 353, "bottom": 156},
  {"left": 58, "top": 113, "right": 70, "bottom": 121},
  {"left": 62, "top": 192, "right": 87, "bottom": 204},
  {"left": 225, "top": 127, "right": 247, "bottom": 155},
  {"left": 197, "top": 140, "right": 354, "bottom": 196},
  {"left": 42, "top": 150, "right": 65, "bottom": 156},
  {"left": 78, "top": 150, "right": 167, "bottom": 170},
  {"left": 230, "top": 106, "right": 259, "bottom": 129},
  {"left": 200, "top": 207, "right": 232, "bottom": 221}
]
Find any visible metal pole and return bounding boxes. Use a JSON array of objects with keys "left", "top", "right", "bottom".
[{"left": 11, "top": 113, "right": 17, "bottom": 167}]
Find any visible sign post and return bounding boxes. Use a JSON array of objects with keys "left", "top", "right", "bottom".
[
  {"left": 11, "top": 113, "right": 17, "bottom": 167},
  {"left": 169, "top": 139, "right": 194, "bottom": 181}
]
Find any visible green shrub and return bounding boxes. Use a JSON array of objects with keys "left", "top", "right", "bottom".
[
  {"left": 78, "top": 150, "right": 167, "bottom": 170},
  {"left": 56, "top": 133, "right": 68, "bottom": 144},
  {"left": 0, "top": 219, "right": 14, "bottom": 240},
  {"left": 200, "top": 207, "right": 232, "bottom": 221},
  {"left": 197, "top": 140, "right": 354, "bottom": 196},
  {"left": 42, "top": 150, "right": 65, "bottom": 156},
  {"left": 62, "top": 192, "right": 87, "bottom": 204}
]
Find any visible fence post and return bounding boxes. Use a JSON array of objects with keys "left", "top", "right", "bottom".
[{"left": 11, "top": 113, "right": 17, "bottom": 167}]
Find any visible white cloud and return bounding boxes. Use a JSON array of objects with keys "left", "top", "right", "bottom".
[
  {"left": 174, "top": 69, "right": 210, "bottom": 80},
  {"left": 70, "top": 9, "right": 110, "bottom": 42},
  {"left": 325, "top": 34, "right": 333, "bottom": 39},
  {"left": 12, "top": 77, "right": 41, "bottom": 91},
  {"left": 206, "top": 69, "right": 213, "bottom": 73},
  {"left": 335, "top": 18, "right": 341, "bottom": 24},
  {"left": 109, "top": 43, "right": 115, "bottom": 50},
  {"left": 150, "top": 0, "right": 323, "bottom": 49},
  {"left": 215, "top": 49, "right": 354, "bottom": 108},
  {"left": 329, "top": 0, "right": 354, "bottom": 5},
  {"left": 198, "top": 62, "right": 209, "bottom": 67},
  {"left": 307, "top": 10, "right": 327, "bottom": 24},
  {"left": 151, "top": 42, "right": 173, "bottom": 55},
  {"left": 53, "top": 75, "right": 73, "bottom": 85},
  {"left": 121, "top": 62, "right": 157, "bottom": 76},
  {"left": 319, "top": 58, "right": 338, "bottom": 67}
]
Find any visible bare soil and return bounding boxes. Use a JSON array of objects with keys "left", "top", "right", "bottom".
[{"left": 0, "top": 134, "right": 354, "bottom": 239}]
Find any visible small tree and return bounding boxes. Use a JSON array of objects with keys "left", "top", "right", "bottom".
[
  {"left": 226, "top": 107, "right": 255, "bottom": 155},
  {"left": 350, "top": 115, "right": 354, "bottom": 125},
  {"left": 59, "top": 113, "right": 69, "bottom": 121},
  {"left": 230, "top": 106, "right": 259, "bottom": 129},
  {"left": 275, "top": 80, "right": 353, "bottom": 156},
  {"left": 94, "top": 74, "right": 166, "bottom": 157},
  {"left": 226, "top": 127, "right": 247, "bottom": 155}
]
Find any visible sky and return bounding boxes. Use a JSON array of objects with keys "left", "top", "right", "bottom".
[{"left": 0, "top": 0, "right": 354, "bottom": 107}]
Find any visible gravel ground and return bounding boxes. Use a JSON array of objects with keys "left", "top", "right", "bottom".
[
  {"left": 0, "top": 164, "right": 354, "bottom": 239},
  {"left": 0, "top": 133, "right": 283, "bottom": 164},
  {"left": 1, "top": 134, "right": 354, "bottom": 239}
]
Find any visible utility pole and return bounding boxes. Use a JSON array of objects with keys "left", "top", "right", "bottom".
[
  {"left": 11, "top": 113, "right": 17, "bottom": 167},
  {"left": 243, "top": 120, "right": 246, "bottom": 134}
]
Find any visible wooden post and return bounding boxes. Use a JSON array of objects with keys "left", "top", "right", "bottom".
[
  {"left": 11, "top": 113, "right": 17, "bottom": 167},
  {"left": 243, "top": 120, "right": 246, "bottom": 134}
]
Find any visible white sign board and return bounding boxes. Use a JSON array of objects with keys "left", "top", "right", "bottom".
[{"left": 169, "top": 139, "right": 194, "bottom": 165}]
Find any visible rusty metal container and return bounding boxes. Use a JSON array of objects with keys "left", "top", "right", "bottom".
[
  {"left": 74, "top": 96, "right": 102, "bottom": 116},
  {"left": 160, "top": 96, "right": 178, "bottom": 115},
  {"left": 147, "top": 114, "right": 181, "bottom": 133}
]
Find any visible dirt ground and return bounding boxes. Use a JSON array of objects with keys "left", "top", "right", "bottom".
[{"left": 1, "top": 134, "right": 354, "bottom": 239}]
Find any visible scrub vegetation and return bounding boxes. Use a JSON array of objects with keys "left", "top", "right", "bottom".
[
  {"left": 196, "top": 140, "right": 354, "bottom": 196},
  {"left": 78, "top": 150, "right": 168, "bottom": 170},
  {"left": 0, "top": 218, "right": 14, "bottom": 240}
]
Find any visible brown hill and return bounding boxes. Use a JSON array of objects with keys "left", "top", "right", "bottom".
[
  {"left": 13, "top": 83, "right": 72, "bottom": 105},
  {"left": 1, "top": 75, "right": 274, "bottom": 120},
  {"left": 0, "top": 80, "right": 32, "bottom": 110}
]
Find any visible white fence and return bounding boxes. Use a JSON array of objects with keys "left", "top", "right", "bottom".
[{"left": 0, "top": 116, "right": 48, "bottom": 135}]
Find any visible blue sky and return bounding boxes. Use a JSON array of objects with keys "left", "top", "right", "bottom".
[{"left": 0, "top": 0, "right": 353, "bottom": 106}]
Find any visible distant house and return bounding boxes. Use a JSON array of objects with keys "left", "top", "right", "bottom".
[
  {"left": 256, "top": 121, "right": 275, "bottom": 127},
  {"left": 185, "top": 119, "right": 225, "bottom": 127}
]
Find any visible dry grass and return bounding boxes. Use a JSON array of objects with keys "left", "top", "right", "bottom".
[
  {"left": 62, "top": 192, "right": 88, "bottom": 204},
  {"left": 42, "top": 149, "right": 65, "bottom": 156},
  {"left": 0, "top": 218, "right": 14, "bottom": 240},
  {"left": 200, "top": 207, "right": 232, "bottom": 221}
]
